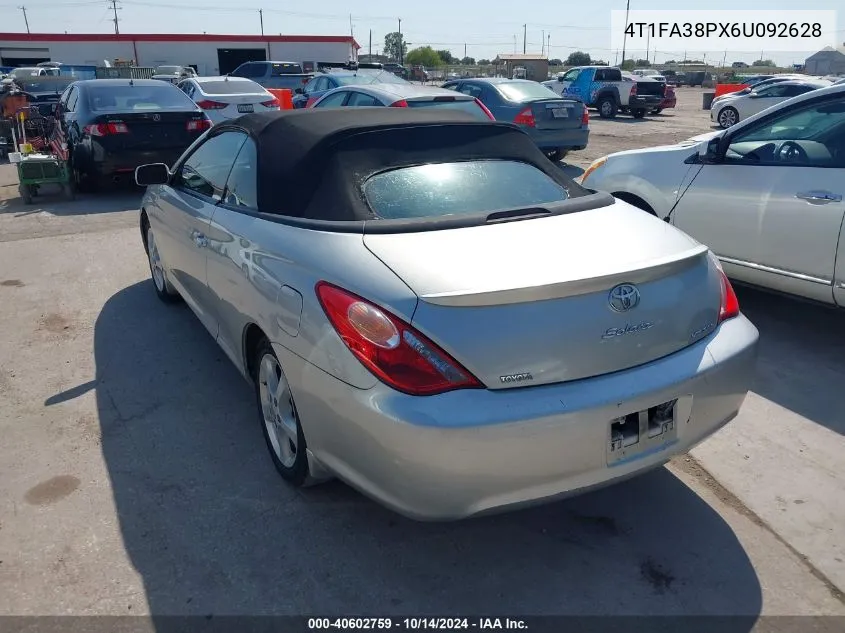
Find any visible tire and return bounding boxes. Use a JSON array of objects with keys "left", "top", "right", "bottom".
[
  {"left": 19, "top": 184, "right": 33, "bottom": 204},
  {"left": 144, "top": 224, "right": 180, "bottom": 303},
  {"left": 73, "top": 167, "right": 98, "bottom": 193},
  {"left": 652, "top": 108, "right": 663, "bottom": 115},
  {"left": 718, "top": 106, "right": 739, "bottom": 129},
  {"left": 546, "top": 149, "right": 568, "bottom": 162},
  {"left": 62, "top": 182, "right": 75, "bottom": 201},
  {"left": 632, "top": 108, "right": 646, "bottom": 119},
  {"left": 253, "top": 338, "right": 309, "bottom": 486},
  {"left": 597, "top": 96, "right": 618, "bottom": 119}
]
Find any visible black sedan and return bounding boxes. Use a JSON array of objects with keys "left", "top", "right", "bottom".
[{"left": 56, "top": 79, "right": 212, "bottom": 190}]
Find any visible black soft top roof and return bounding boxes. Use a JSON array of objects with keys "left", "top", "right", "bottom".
[{"left": 213, "top": 108, "right": 587, "bottom": 221}]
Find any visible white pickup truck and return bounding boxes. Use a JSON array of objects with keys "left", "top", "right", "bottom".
[{"left": 542, "top": 65, "right": 664, "bottom": 118}]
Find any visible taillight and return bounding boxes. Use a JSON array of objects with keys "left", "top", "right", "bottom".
[
  {"left": 513, "top": 106, "right": 535, "bottom": 127},
  {"left": 390, "top": 99, "right": 409, "bottom": 108},
  {"left": 315, "top": 282, "right": 483, "bottom": 396},
  {"left": 709, "top": 252, "right": 740, "bottom": 322},
  {"left": 581, "top": 107, "right": 589, "bottom": 125},
  {"left": 261, "top": 98, "right": 279, "bottom": 109},
  {"left": 195, "top": 99, "right": 227, "bottom": 110},
  {"left": 186, "top": 118, "right": 212, "bottom": 132},
  {"left": 83, "top": 122, "right": 129, "bottom": 136},
  {"left": 474, "top": 97, "right": 495, "bottom": 120},
  {"left": 630, "top": 83, "right": 638, "bottom": 96}
]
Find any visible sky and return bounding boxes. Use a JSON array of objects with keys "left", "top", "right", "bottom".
[{"left": 1, "top": 0, "right": 843, "bottom": 66}]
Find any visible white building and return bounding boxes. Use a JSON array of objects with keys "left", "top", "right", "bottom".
[{"left": 0, "top": 32, "right": 360, "bottom": 75}]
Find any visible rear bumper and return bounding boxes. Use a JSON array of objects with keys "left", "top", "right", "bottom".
[
  {"left": 628, "top": 95, "right": 663, "bottom": 109},
  {"left": 281, "top": 314, "right": 759, "bottom": 520},
  {"left": 660, "top": 96, "right": 677, "bottom": 109},
  {"left": 79, "top": 144, "right": 190, "bottom": 175},
  {"left": 525, "top": 127, "right": 589, "bottom": 151}
]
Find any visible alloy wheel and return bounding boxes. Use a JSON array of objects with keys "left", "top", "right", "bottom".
[{"left": 258, "top": 353, "right": 298, "bottom": 468}]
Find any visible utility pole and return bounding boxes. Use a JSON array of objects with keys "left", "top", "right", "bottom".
[
  {"left": 541, "top": 30, "right": 544, "bottom": 55},
  {"left": 368, "top": 29, "right": 372, "bottom": 57},
  {"left": 464, "top": 43, "right": 467, "bottom": 60},
  {"left": 397, "top": 18, "right": 402, "bottom": 65},
  {"left": 110, "top": 0, "right": 121, "bottom": 35},
  {"left": 620, "top": 0, "right": 630, "bottom": 66},
  {"left": 258, "top": 9, "right": 264, "bottom": 36},
  {"left": 646, "top": 29, "right": 650, "bottom": 64},
  {"left": 513, "top": 34, "right": 516, "bottom": 54},
  {"left": 721, "top": 50, "right": 727, "bottom": 68},
  {"left": 523, "top": 24, "right": 527, "bottom": 54},
  {"left": 547, "top": 33, "right": 550, "bottom": 58},
  {"left": 19, "top": 6, "right": 30, "bottom": 34}
]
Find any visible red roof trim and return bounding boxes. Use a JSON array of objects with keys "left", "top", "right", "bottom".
[{"left": 0, "top": 32, "right": 360, "bottom": 48}]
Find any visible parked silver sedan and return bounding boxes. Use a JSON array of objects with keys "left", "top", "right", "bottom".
[
  {"left": 583, "top": 82, "right": 845, "bottom": 307},
  {"left": 135, "top": 108, "right": 758, "bottom": 520}
]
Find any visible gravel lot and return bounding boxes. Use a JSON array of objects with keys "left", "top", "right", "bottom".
[{"left": 1, "top": 89, "right": 844, "bottom": 623}]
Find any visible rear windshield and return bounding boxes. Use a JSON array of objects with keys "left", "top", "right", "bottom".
[
  {"left": 405, "top": 98, "right": 489, "bottom": 120},
  {"left": 495, "top": 81, "right": 559, "bottom": 102},
  {"left": 155, "top": 66, "right": 181, "bottom": 74},
  {"left": 363, "top": 160, "right": 569, "bottom": 220},
  {"left": 333, "top": 74, "right": 379, "bottom": 86},
  {"left": 87, "top": 85, "right": 196, "bottom": 111},
  {"left": 198, "top": 80, "right": 265, "bottom": 94},
  {"left": 271, "top": 63, "right": 303, "bottom": 76}
]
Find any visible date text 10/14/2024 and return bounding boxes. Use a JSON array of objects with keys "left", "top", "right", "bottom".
[{"left": 307, "top": 618, "right": 528, "bottom": 630}]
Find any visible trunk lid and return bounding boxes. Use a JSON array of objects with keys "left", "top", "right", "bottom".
[
  {"left": 363, "top": 202, "right": 722, "bottom": 389},
  {"left": 634, "top": 79, "right": 665, "bottom": 97},
  {"left": 92, "top": 111, "right": 204, "bottom": 150},
  {"left": 528, "top": 98, "right": 585, "bottom": 129}
]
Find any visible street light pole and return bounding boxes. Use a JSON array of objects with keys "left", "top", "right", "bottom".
[
  {"left": 398, "top": 18, "right": 403, "bottom": 65},
  {"left": 620, "top": 0, "right": 631, "bottom": 66}
]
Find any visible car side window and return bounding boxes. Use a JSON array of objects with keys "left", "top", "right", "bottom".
[
  {"left": 724, "top": 96, "right": 845, "bottom": 167},
  {"left": 315, "top": 77, "right": 331, "bottom": 92},
  {"left": 457, "top": 83, "right": 483, "bottom": 98},
  {"left": 177, "top": 132, "right": 247, "bottom": 199},
  {"left": 66, "top": 87, "right": 79, "bottom": 112},
  {"left": 314, "top": 91, "right": 349, "bottom": 108},
  {"left": 442, "top": 82, "right": 459, "bottom": 91},
  {"left": 562, "top": 69, "right": 580, "bottom": 82},
  {"left": 345, "top": 91, "right": 381, "bottom": 107},
  {"left": 223, "top": 138, "right": 257, "bottom": 209}
]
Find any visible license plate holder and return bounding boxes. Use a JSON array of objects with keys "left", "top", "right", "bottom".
[
  {"left": 550, "top": 108, "right": 569, "bottom": 118},
  {"left": 237, "top": 104, "right": 254, "bottom": 113},
  {"left": 607, "top": 399, "right": 678, "bottom": 466}
]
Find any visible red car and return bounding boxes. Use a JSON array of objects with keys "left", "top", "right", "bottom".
[{"left": 655, "top": 84, "right": 676, "bottom": 114}]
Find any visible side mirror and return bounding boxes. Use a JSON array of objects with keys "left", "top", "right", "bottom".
[
  {"left": 697, "top": 137, "right": 722, "bottom": 163},
  {"left": 135, "top": 163, "right": 170, "bottom": 187},
  {"left": 558, "top": 76, "right": 564, "bottom": 82},
  {"left": 294, "top": 87, "right": 304, "bottom": 95}
]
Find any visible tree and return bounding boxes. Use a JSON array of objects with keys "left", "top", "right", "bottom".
[
  {"left": 665, "top": 59, "right": 676, "bottom": 64},
  {"left": 460, "top": 56, "right": 476, "bottom": 66},
  {"left": 477, "top": 59, "right": 491, "bottom": 65},
  {"left": 405, "top": 46, "right": 443, "bottom": 68},
  {"left": 383, "top": 32, "right": 405, "bottom": 62},
  {"left": 565, "top": 51, "right": 591, "bottom": 66},
  {"left": 619, "top": 59, "right": 635, "bottom": 70},
  {"left": 592, "top": 59, "right": 609, "bottom": 66},
  {"left": 752, "top": 58, "right": 775, "bottom": 67},
  {"left": 634, "top": 59, "right": 650, "bottom": 67},
  {"left": 549, "top": 58, "right": 563, "bottom": 66},
  {"left": 436, "top": 49, "right": 455, "bottom": 64}
]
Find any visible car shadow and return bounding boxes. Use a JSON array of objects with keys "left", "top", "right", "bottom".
[
  {"left": 734, "top": 285, "right": 845, "bottom": 436},
  {"left": 556, "top": 162, "right": 585, "bottom": 179},
  {"left": 88, "top": 281, "right": 763, "bottom": 619}
]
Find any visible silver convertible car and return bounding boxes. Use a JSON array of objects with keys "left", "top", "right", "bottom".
[{"left": 136, "top": 108, "right": 759, "bottom": 520}]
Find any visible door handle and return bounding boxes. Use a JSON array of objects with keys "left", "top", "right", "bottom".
[
  {"left": 796, "top": 191, "right": 842, "bottom": 204},
  {"left": 192, "top": 231, "right": 208, "bottom": 248}
]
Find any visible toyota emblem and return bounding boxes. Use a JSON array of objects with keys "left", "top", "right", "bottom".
[{"left": 608, "top": 284, "right": 640, "bottom": 312}]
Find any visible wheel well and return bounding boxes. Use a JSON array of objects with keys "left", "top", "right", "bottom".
[
  {"left": 243, "top": 323, "right": 268, "bottom": 381},
  {"left": 596, "top": 90, "right": 617, "bottom": 103},
  {"left": 612, "top": 192, "right": 656, "bottom": 215}
]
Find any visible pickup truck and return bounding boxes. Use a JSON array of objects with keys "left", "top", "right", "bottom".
[
  {"left": 229, "top": 61, "right": 314, "bottom": 91},
  {"left": 542, "top": 65, "right": 663, "bottom": 118}
]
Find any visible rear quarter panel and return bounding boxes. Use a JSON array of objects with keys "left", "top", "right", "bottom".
[{"left": 202, "top": 208, "right": 419, "bottom": 389}]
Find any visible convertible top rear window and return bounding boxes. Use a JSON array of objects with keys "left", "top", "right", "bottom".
[{"left": 363, "top": 160, "right": 569, "bottom": 220}]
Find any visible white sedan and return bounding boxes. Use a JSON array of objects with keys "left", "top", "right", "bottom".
[
  {"left": 582, "top": 82, "right": 845, "bottom": 307},
  {"left": 177, "top": 76, "right": 279, "bottom": 124},
  {"left": 711, "top": 79, "right": 830, "bottom": 128}
]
